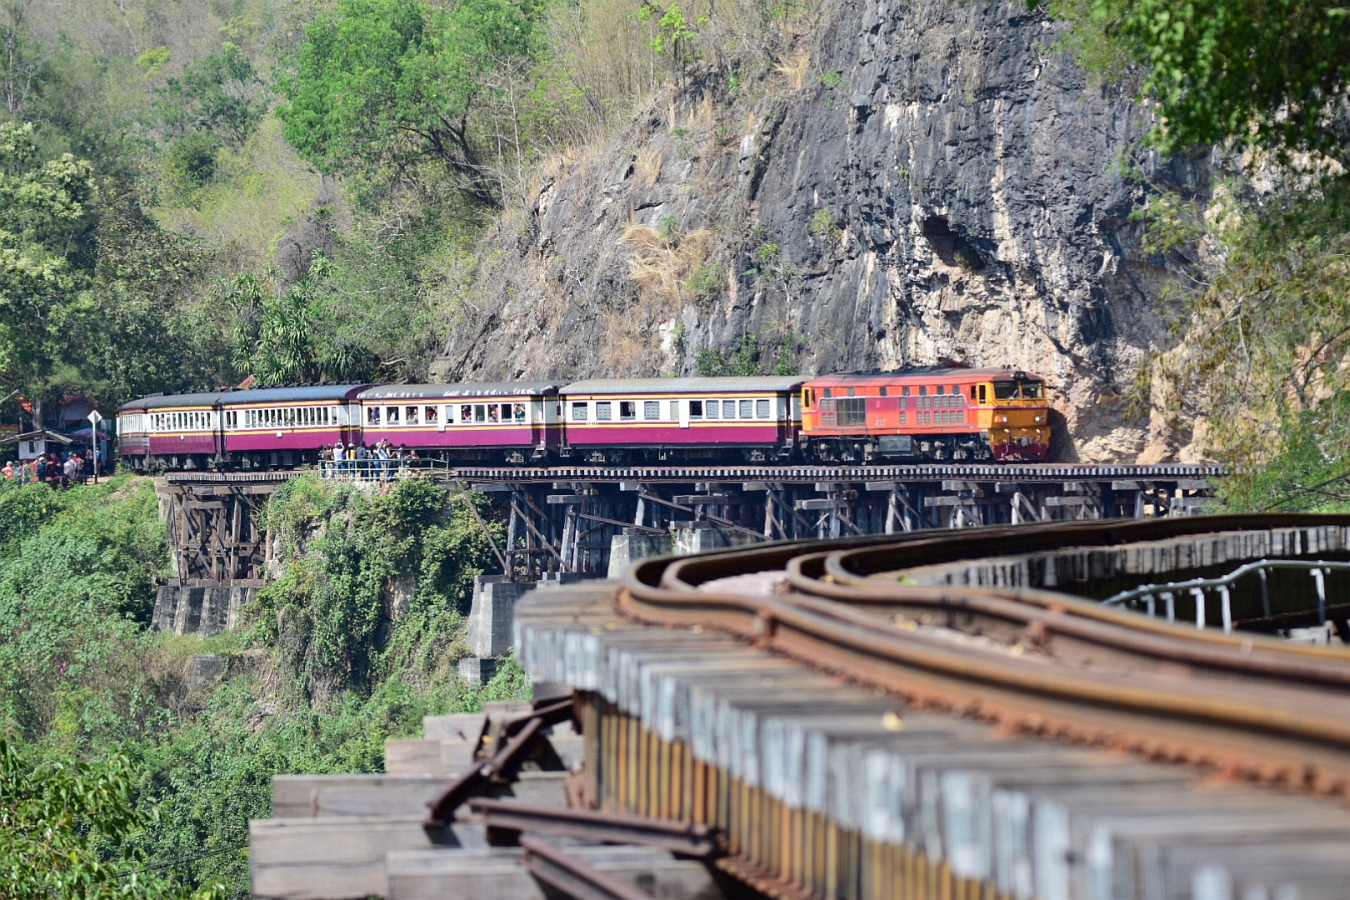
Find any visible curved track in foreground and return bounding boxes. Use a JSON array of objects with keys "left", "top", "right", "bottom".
[{"left": 620, "top": 515, "right": 1350, "bottom": 796}]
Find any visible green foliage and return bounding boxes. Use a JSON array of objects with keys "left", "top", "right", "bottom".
[
  {"left": 681, "top": 262, "right": 722, "bottom": 298},
  {"left": 0, "top": 738, "right": 221, "bottom": 899},
  {"left": 696, "top": 332, "right": 761, "bottom": 376},
  {"left": 0, "top": 477, "right": 169, "bottom": 742},
  {"left": 0, "top": 473, "right": 525, "bottom": 896},
  {"left": 156, "top": 44, "right": 265, "bottom": 148},
  {"left": 254, "top": 476, "right": 503, "bottom": 696},
  {"left": 772, "top": 327, "right": 801, "bottom": 376},
  {"left": 1048, "top": 0, "right": 1350, "bottom": 165},
  {"left": 227, "top": 256, "right": 382, "bottom": 385},
  {"left": 278, "top": 0, "right": 542, "bottom": 208},
  {"left": 818, "top": 69, "right": 843, "bottom": 90},
  {"left": 809, "top": 208, "right": 841, "bottom": 242},
  {"left": 756, "top": 242, "right": 781, "bottom": 265}
]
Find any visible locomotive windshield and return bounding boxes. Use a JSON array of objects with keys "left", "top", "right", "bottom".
[{"left": 993, "top": 379, "right": 1044, "bottom": 399}]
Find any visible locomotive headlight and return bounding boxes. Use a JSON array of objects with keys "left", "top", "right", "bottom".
[
  {"left": 1034, "top": 415, "right": 1044, "bottom": 423},
  {"left": 995, "top": 415, "right": 1008, "bottom": 424}
]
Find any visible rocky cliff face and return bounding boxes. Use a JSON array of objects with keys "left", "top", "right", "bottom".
[{"left": 432, "top": 0, "right": 1193, "bottom": 462}]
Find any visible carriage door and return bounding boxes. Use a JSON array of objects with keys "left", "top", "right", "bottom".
[{"left": 678, "top": 399, "right": 690, "bottom": 429}]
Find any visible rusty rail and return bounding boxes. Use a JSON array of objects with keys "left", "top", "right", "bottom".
[
  {"left": 620, "top": 514, "right": 1350, "bottom": 795},
  {"left": 424, "top": 696, "right": 574, "bottom": 826},
  {"left": 519, "top": 835, "right": 658, "bottom": 900},
  {"left": 472, "top": 798, "right": 723, "bottom": 857}
]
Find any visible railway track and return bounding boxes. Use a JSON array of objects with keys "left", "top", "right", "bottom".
[
  {"left": 163, "top": 462, "right": 1222, "bottom": 485},
  {"left": 512, "top": 515, "right": 1350, "bottom": 898}
]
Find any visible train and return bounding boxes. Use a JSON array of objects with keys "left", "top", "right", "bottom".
[{"left": 114, "top": 368, "right": 1051, "bottom": 471}]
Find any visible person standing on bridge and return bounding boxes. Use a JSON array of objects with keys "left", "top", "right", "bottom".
[{"left": 333, "top": 441, "right": 346, "bottom": 477}]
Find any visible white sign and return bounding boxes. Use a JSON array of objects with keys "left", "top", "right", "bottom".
[{"left": 88, "top": 410, "right": 104, "bottom": 425}]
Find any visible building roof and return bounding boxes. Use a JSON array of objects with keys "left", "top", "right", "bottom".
[
  {"left": 561, "top": 377, "right": 805, "bottom": 395},
  {"left": 219, "top": 384, "right": 373, "bottom": 406},
  {"left": 358, "top": 382, "right": 562, "bottom": 400}
]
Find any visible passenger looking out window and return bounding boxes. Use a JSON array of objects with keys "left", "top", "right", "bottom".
[
  {"left": 425, "top": 406, "right": 439, "bottom": 423},
  {"left": 461, "top": 404, "right": 473, "bottom": 423},
  {"left": 513, "top": 403, "right": 526, "bottom": 423},
  {"left": 488, "top": 404, "right": 500, "bottom": 423},
  {"left": 406, "top": 406, "right": 419, "bottom": 424},
  {"left": 388, "top": 407, "right": 400, "bottom": 424}
]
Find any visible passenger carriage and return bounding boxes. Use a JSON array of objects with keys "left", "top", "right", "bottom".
[
  {"left": 558, "top": 377, "right": 804, "bottom": 464},
  {"left": 219, "top": 384, "right": 370, "bottom": 469},
  {"left": 357, "top": 383, "right": 562, "bottom": 463},
  {"left": 116, "top": 392, "right": 227, "bottom": 471},
  {"left": 800, "top": 368, "right": 1050, "bottom": 462}
]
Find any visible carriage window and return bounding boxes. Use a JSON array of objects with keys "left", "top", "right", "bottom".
[
  {"left": 969, "top": 387, "right": 977, "bottom": 401},
  {"left": 619, "top": 401, "right": 636, "bottom": 421},
  {"left": 1021, "top": 380, "right": 1044, "bottom": 399},
  {"left": 644, "top": 401, "right": 660, "bottom": 420},
  {"left": 739, "top": 399, "right": 753, "bottom": 419},
  {"left": 718, "top": 400, "right": 732, "bottom": 418},
  {"left": 513, "top": 403, "right": 526, "bottom": 423},
  {"left": 902, "top": 386, "right": 910, "bottom": 397},
  {"left": 426, "top": 406, "right": 439, "bottom": 423},
  {"left": 993, "top": 381, "right": 1020, "bottom": 399},
  {"left": 488, "top": 404, "right": 500, "bottom": 423},
  {"left": 978, "top": 385, "right": 987, "bottom": 403},
  {"left": 406, "top": 406, "right": 418, "bottom": 425},
  {"left": 756, "top": 399, "right": 770, "bottom": 418},
  {"left": 571, "top": 402, "right": 588, "bottom": 421},
  {"left": 823, "top": 388, "right": 832, "bottom": 399},
  {"left": 936, "top": 385, "right": 944, "bottom": 395},
  {"left": 847, "top": 387, "right": 856, "bottom": 397},
  {"left": 879, "top": 387, "right": 888, "bottom": 397},
  {"left": 595, "top": 402, "right": 612, "bottom": 421},
  {"left": 706, "top": 400, "right": 719, "bottom": 420},
  {"left": 919, "top": 386, "right": 927, "bottom": 396},
  {"left": 461, "top": 404, "right": 473, "bottom": 423},
  {"left": 689, "top": 400, "right": 703, "bottom": 419},
  {"left": 950, "top": 385, "right": 959, "bottom": 396},
  {"left": 474, "top": 404, "right": 486, "bottom": 422}
]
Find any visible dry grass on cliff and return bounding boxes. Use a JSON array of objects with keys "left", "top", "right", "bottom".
[
  {"left": 619, "top": 222, "right": 714, "bottom": 310},
  {"left": 635, "top": 147, "right": 664, "bottom": 185},
  {"left": 776, "top": 48, "right": 811, "bottom": 90}
]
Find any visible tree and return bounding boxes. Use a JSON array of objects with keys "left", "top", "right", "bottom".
[
  {"left": 156, "top": 43, "right": 266, "bottom": 148},
  {"left": 278, "top": 0, "right": 541, "bottom": 209},
  {"left": 0, "top": 738, "right": 220, "bottom": 899},
  {"left": 1052, "top": 0, "right": 1350, "bottom": 164},
  {"left": 227, "top": 258, "right": 380, "bottom": 385},
  {"left": 0, "top": 121, "right": 96, "bottom": 416}
]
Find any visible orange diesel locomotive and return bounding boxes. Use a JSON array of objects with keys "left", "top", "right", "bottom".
[{"left": 799, "top": 368, "right": 1049, "bottom": 463}]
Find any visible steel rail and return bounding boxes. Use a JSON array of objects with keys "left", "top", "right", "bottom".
[
  {"left": 519, "top": 835, "right": 658, "bottom": 900},
  {"left": 618, "top": 516, "right": 1350, "bottom": 794},
  {"left": 471, "top": 798, "right": 723, "bottom": 857}
]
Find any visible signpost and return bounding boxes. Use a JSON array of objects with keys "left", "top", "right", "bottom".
[{"left": 88, "top": 411, "right": 104, "bottom": 483}]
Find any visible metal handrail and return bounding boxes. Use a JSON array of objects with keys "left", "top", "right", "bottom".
[{"left": 1101, "top": 558, "right": 1350, "bottom": 632}]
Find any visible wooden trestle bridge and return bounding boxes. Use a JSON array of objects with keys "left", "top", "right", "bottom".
[{"left": 157, "top": 463, "right": 1220, "bottom": 588}]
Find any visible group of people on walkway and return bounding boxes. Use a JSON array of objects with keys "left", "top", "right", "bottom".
[
  {"left": 320, "top": 439, "right": 419, "bottom": 481},
  {"left": 2, "top": 450, "right": 91, "bottom": 489}
]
